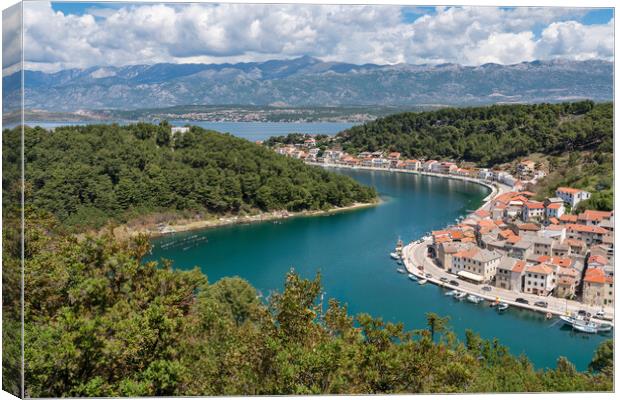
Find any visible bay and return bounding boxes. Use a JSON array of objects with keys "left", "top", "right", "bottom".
[{"left": 147, "top": 167, "right": 606, "bottom": 371}]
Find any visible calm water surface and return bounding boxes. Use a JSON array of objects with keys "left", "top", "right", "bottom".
[
  {"left": 147, "top": 168, "right": 607, "bottom": 370},
  {"left": 169, "top": 120, "right": 356, "bottom": 141},
  {"left": 18, "top": 120, "right": 355, "bottom": 142}
]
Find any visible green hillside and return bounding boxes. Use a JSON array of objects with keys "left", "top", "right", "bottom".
[
  {"left": 7, "top": 213, "right": 613, "bottom": 396},
  {"left": 336, "top": 101, "right": 612, "bottom": 209},
  {"left": 2, "top": 123, "right": 376, "bottom": 230}
]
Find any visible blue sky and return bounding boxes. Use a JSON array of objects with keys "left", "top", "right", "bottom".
[
  {"left": 51, "top": 2, "right": 614, "bottom": 26},
  {"left": 12, "top": 2, "right": 615, "bottom": 72}
]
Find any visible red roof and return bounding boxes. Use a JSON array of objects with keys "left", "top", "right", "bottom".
[
  {"left": 524, "top": 201, "right": 545, "bottom": 209},
  {"left": 588, "top": 255, "right": 609, "bottom": 265},
  {"left": 584, "top": 268, "right": 612, "bottom": 284},
  {"left": 546, "top": 203, "right": 562, "bottom": 209},
  {"left": 559, "top": 215, "right": 578, "bottom": 223},
  {"left": 567, "top": 224, "right": 608, "bottom": 234},
  {"left": 578, "top": 210, "right": 613, "bottom": 221},
  {"left": 557, "top": 187, "right": 587, "bottom": 194},
  {"left": 517, "top": 223, "right": 540, "bottom": 231},
  {"left": 537, "top": 256, "right": 571, "bottom": 268},
  {"left": 548, "top": 217, "right": 560, "bottom": 225},
  {"left": 527, "top": 263, "right": 554, "bottom": 275},
  {"left": 474, "top": 210, "right": 491, "bottom": 218},
  {"left": 512, "top": 260, "right": 527, "bottom": 273}
]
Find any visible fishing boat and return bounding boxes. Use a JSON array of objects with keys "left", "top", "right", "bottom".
[
  {"left": 445, "top": 290, "right": 458, "bottom": 296},
  {"left": 572, "top": 321, "right": 598, "bottom": 334},
  {"left": 418, "top": 278, "right": 428, "bottom": 285},
  {"left": 395, "top": 237, "right": 404, "bottom": 252},
  {"left": 408, "top": 273, "right": 418, "bottom": 282},
  {"left": 596, "top": 323, "right": 613, "bottom": 333},
  {"left": 453, "top": 291, "right": 467, "bottom": 300},
  {"left": 390, "top": 252, "right": 401, "bottom": 260},
  {"left": 497, "top": 303, "right": 509, "bottom": 312},
  {"left": 396, "top": 268, "right": 406, "bottom": 274},
  {"left": 467, "top": 294, "right": 483, "bottom": 304}
]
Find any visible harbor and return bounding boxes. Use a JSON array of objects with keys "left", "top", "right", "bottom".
[{"left": 148, "top": 167, "right": 610, "bottom": 370}]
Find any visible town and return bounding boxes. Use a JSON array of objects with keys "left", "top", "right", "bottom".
[{"left": 269, "top": 135, "right": 614, "bottom": 323}]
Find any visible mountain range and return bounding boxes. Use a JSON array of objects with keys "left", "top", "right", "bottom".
[{"left": 3, "top": 56, "right": 613, "bottom": 112}]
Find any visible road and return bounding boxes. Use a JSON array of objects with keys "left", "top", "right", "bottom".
[{"left": 402, "top": 240, "right": 614, "bottom": 324}]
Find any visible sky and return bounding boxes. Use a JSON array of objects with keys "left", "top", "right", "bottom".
[{"left": 2, "top": 1, "right": 615, "bottom": 73}]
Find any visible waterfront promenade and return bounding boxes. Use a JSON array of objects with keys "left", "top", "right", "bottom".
[{"left": 402, "top": 240, "right": 614, "bottom": 324}]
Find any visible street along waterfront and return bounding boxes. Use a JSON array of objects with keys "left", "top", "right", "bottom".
[{"left": 146, "top": 167, "right": 608, "bottom": 370}]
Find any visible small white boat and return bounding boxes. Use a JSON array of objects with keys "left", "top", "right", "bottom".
[
  {"left": 396, "top": 268, "right": 406, "bottom": 274},
  {"left": 497, "top": 303, "right": 509, "bottom": 312},
  {"left": 467, "top": 294, "right": 483, "bottom": 304},
  {"left": 445, "top": 290, "right": 457, "bottom": 296},
  {"left": 396, "top": 260, "right": 403, "bottom": 265},
  {"left": 596, "top": 323, "right": 613, "bottom": 333},
  {"left": 572, "top": 322, "right": 597, "bottom": 334},
  {"left": 390, "top": 252, "right": 401, "bottom": 260},
  {"left": 418, "top": 278, "right": 428, "bottom": 285},
  {"left": 454, "top": 291, "right": 467, "bottom": 300},
  {"left": 408, "top": 273, "right": 418, "bottom": 282}
]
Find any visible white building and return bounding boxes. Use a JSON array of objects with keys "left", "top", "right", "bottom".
[
  {"left": 523, "top": 263, "right": 556, "bottom": 296},
  {"left": 556, "top": 187, "right": 591, "bottom": 208},
  {"left": 451, "top": 247, "right": 502, "bottom": 283}
]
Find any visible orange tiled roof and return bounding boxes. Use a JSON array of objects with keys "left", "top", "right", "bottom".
[
  {"left": 537, "top": 255, "right": 571, "bottom": 268},
  {"left": 584, "top": 268, "right": 612, "bottom": 284},
  {"left": 557, "top": 187, "right": 588, "bottom": 194},
  {"left": 512, "top": 260, "right": 527, "bottom": 273},
  {"left": 518, "top": 223, "right": 540, "bottom": 231},
  {"left": 474, "top": 210, "right": 491, "bottom": 218},
  {"left": 548, "top": 217, "right": 560, "bottom": 225},
  {"left": 498, "top": 229, "right": 516, "bottom": 240},
  {"left": 578, "top": 210, "right": 613, "bottom": 221},
  {"left": 588, "top": 255, "right": 609, "bottom": 265},
  {"left": 547, "top": 203, "right": 562, "bottom": 209},
  {"left": 524, "top": 201, "right": 545, "bottom": 209},
  {"left": 527, "top": 263, "right": 554, "bottom": 275},
  {"left": 567, "top": 224, "right": 608, "bottom": 234},
  {"left": 559, "top": 215, "right": 578, "bottom": 223},
  {"left": 453, "top": 247, "right": 480, "bottom": 258},
  {"left": 565, "top": 238, "right": 585, "bottom": 248}
]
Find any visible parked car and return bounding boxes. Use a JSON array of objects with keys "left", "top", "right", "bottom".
[
  {"left": 440, "top": 277, "right": 449, "bottom": 283},
  {"left": 595, "top": 311, "right": 605, "bottom": 318},
  {"left": 534, "top": 301, "right": 548, "bottom": 308},
  {"left": 482, "top": 286, "right": 492, "bottom": 292},
  {"left": 450, "top": 280, "right": 460, "bottom": 286},
  {"left": 425, "top": 273, "right": 432, "bottom": 278},
  {"left": 515, "top": 298, "right": 529, "bottom": 304}
]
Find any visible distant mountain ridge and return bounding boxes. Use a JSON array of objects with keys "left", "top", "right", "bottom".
[{"left": 3, "top": 56, "right": 613, "bottom": 112}]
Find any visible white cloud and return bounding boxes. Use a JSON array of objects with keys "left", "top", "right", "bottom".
[{"left": 21, "top": 2, "right": 614, "bottom": 72}]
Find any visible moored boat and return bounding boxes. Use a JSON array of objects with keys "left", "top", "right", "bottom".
[
  {"left": 390, "top": 252, "right": 401, "bottom": 260},
  {"left": 445, "top": 290, "right": 457, "bottom": 296},
  {"left": 418, "top": 278, "right": 428, "bottom": 285},
  {"left": 454, "top": 291, "right": 467, "bottom": 300},
  {"left": 408, "top": 273, "right": 418, "bottom": 282},
  {"left": 596, "top": 323, "right": 613, "bottom": 333},
  {"left": 572, "top": 321, "right": 597, "bottom": 334},
  {"left": 396, "top": 267, "right": 406, "bottom": 274},
  {"left": 467, "top": 294, "right": 483, "bottom": 304},
  {"left": 497, "top": 303, "right": 509, "bottom": 312}
]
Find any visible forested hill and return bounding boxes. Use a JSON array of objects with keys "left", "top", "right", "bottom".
[
  {"left": 2, "top": 123, "right": 376, "bottom": 230},
  {"left": 336, "top": 101, "right": 612, "bottom": 166}
]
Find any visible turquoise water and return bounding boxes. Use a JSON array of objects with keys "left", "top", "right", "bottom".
[
  {"left": 169, "top": 120, "right": 356, "bottom": 142},
  {"left": 146, "top": 167, "right": 607, "bottom": 370},
  {"left": 15, "top": 121, "right": 355, "bottom": 143}
]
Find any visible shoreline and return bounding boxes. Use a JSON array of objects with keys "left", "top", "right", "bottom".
[
  {"left": 110, "top": 200, "right": 379, "bottom": 240},
  {"left": 307, "top": 161, "right": 500, "bottom": 203}
]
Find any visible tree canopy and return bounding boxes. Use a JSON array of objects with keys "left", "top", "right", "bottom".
[
  {"left": 15, "top": 213, "right": 613, "bottom": 396},
  {"left": 2, "top": 123, "right": 376, "bottom": 230},
  {"left": 336, "top": 101, "right": 611, "bottom": 166}
]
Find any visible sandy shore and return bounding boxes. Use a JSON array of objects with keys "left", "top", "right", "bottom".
[{"left": 108, "top": 201, "right": 379, "bottom": 240}]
